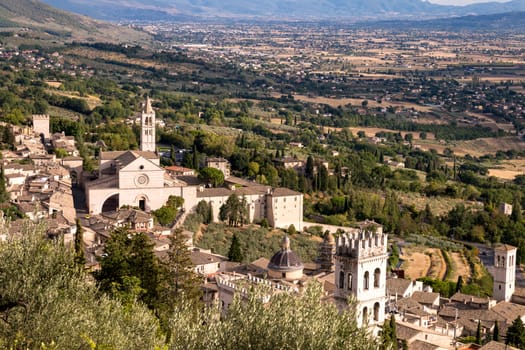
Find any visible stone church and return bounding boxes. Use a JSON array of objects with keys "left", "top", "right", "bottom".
[{"left": 84, "top": 97, "right": 304, "bottom": 230}]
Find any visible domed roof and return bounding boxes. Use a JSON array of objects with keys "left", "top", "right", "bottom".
[{"left": 268, "top": 236, "right": 304, "bottom": 272}]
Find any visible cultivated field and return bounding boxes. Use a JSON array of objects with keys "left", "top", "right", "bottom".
[
  {"left": 401, "top": 246, "right": 446, "bottom": 280},
  {"left": 448, "top": 251, "right": 471, "bottom": 283}
]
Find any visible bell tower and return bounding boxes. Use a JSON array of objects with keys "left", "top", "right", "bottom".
[
  {"left": 335, "top": 225, "right": 387, "bottom": 327},
  {"left": 493, "top": 244, "right": 517, "bottom": 302},
  {"left": 140, "top": 96, "right": 155, "bottom": 152}
]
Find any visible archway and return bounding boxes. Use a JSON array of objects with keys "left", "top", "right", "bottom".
[
  {"left": 373, "top": 302, "right": 380, "bottom": 322},
  {"left": 70, "top": 170, "right": 78, "bottom": 187},
  {"left": 362, "top": 306, "right": 368, "bottom": 325},
  {"left": 134, "top": 194, "right": 150, "bottom": 212},
  {"left": 101, "top": 194, "right": 119, "bottom": 213}
]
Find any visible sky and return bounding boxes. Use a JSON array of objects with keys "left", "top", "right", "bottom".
[{"left": 428, "top": 0, "right": 509, "bottom": 5}]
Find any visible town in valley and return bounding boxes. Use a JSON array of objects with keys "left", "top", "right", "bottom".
[{"left": 1, "top": 1, "right": 525, "bottom": 349}]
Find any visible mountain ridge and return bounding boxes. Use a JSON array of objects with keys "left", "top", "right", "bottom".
[
  {"left": 0, "top": 0, "right": 150, "bottom": 43},
  {"left": 40, "top": 0, "right": 525, "bottom": 21}
]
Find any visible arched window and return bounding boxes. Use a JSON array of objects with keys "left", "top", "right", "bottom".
[
  {"left": 362, "top": 307, "right": 368, "bottom": 325},
  {"left": 348, "top": 273, "right": 353, "bottom": 291},
  {"left": 374, "top": 302, "right": 380, "bottom": 322},
  {"left": 339, "top": 271, "right": 344, "bottom": 289},
  {"left": 374, "top": 268, "right": 381, "bottom": 288},
  {"left": 364, "top": 271, "right": 370, "bottom": 290}
]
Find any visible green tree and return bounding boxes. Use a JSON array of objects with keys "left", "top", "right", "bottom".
[
  {"left": 0, "top": 220, "right": 163, "bottom": 348},
  {"left": 506, "top": 317, "right": 525, "bottom": 348},
  {"left": 476, "top": 319, "right": 482, "bottom": 345},
  {"left": 168, "top": 282, "right": 379, "bottom": 350},
  {"left": 288, "top": 224, "right": 297, "bottom": 236},
  {"left": 493, "top": 320, "right": 500, "bottom": 342},
  {"left": 456, "top": 275, "right": 464, "bottom": 293},
  {"left": 95, "top": 227, "right": 162, "bottom": 309},
  {"left": 74, "top": 219, "right": 85, "bottom": 267},
  {"left": 159, "top": 229, "right": 201, "bottom": 317},
  {"left": 305, "top": 155, "right": 314, "bottom": 179},
  {"left": 381, "top": 315, "right": 398, "bottom": 350},
  {"left": 0, "top": 167, "right": 8, "bottom": 203},
  {"left": 227, "top": 233, "right": 243, "bottom": 262},
  {"left": 196, "top": 200, "right": 212, "bottom": 224},
  {"left": 199, "top": 167, "right": 225, "bottom": 187},
  {"left": 511, "top": 196, "right": 523, "bottom": 223},
  {"left": 219, "top": 194, "right": 248, "bottom": 227},
  {"left": 248, "top": 161, "right": 260, "bottom": 177}
]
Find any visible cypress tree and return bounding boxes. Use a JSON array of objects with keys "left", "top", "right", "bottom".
[
  {"left": 228, "top": 233, "right": 243, "bottom": 262},
  {"left": 74, "top": 219, "right": 85, "bottom": 267},
  {"left": 456, "top": 276, "right": 464, "bottom": 293},
  {"left": 475, "top": 319, "right": 482, "bottom": 345},
  {"left": 493, "top": 320, "right": 499, "bottom": 341}
]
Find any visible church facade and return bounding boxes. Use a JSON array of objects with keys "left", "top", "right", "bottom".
[{"left": 84, "top": 97, "right": 303, "bottom": 230}]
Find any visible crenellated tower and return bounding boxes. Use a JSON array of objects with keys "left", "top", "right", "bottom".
[
  {"left": 140, "top": 96, "right": 156, "bottom": 152},
  {"left": 335, "top": 226, "right": 388, "bottom": 327}
]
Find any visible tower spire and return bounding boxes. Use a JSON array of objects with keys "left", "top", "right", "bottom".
[{"left": 140, "top": 96, "right": 156, "bottom": 152}]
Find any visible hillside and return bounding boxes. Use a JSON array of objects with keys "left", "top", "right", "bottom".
[
  {"left": 41, "top": 0, "right": 525, "bottom": 21},
  {"left": 0, "top": 0, "right": 149, "bottom": 43},
  {"left": 364, "top": 11, "right": 525, "bottom": 31}
]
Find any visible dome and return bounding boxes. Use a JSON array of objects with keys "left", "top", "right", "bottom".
[{"left": 268, "top": 236, "right": 304, "bottom": 272}]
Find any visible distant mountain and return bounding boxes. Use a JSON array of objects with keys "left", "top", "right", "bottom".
[
  {"left": 40, "top": 0, "right": 525, "bottom": 21},
  {"left": 365, "top": 11, "right": 525, "bottom": 31},
  {"left": 0, "top": 0, "right": 149, "bottom": 42}
]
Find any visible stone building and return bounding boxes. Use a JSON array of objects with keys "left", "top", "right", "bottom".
[
  {"left": 267, "top": 236, "right": 304, "bottom": 281},
  {"left": 140, "top": 96, "right": 156, "bottom": 152},
  {"left": 317, "top": 232, "right": 336, "bottom": 272},
  {"left": 84, "top": 97, "right": 304, "bottom": 230},
  {"left": 493, "top": 244, "right": 517, "bottom": 302},
  {"left": 335, "top": 225, "right": 388, "bottom": 327},
  {"left": 32, "top": 114, "right": 50, "bottom": 139}
]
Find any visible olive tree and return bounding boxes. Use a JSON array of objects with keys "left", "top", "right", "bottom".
[{"left": 0, "top": 220, "right": 163, "bottom": 349}]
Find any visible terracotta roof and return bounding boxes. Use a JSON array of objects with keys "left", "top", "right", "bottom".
[
  {"left": 480, "top": 340, "right": 519, "bottom": 350},
  {"left": 100, "top": 150, "right": 157, "bottom": 161},
  {"left": 249, "top": 257, "right": 270, "bottom": 272},
  {"left": 411, "top": 291, "right": 440, "bottom": 305},
  {"left": 491, "top": 302, "right": 525, "bottom": 323},
  {"left": 409, "top": 340, "right": 440, "bottom": 350},
  {"left": 270, "top": 187, "right": 301, "bottom": 197},
  {"left": 494, "top": 244, "right": 517, "bottom": 252},
  {"left": 395, "top": 323, "right": 421, "bottom": 341},
  {"left": 451, "top": 292, "right": 490, "bottom": 305},
  {"left": 190, "top": 251, "right": 224, "bottom": 266},
  {"left": 386, "top": 278, "right": 412, "bottom": 296}
]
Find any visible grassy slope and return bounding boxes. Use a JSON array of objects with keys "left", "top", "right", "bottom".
[{"left": 0, "top": 0, "right": 150, "bottom": 43}]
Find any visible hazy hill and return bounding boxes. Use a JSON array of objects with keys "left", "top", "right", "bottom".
[
  {"left": 41, "top": 0, "right": 525, "bottom": 21},
  {"left": 365, "top": 11, "right": 525, "bottom": 31},
  {"left": 0, "top": 0, "right": 149, "bottom": 43}
]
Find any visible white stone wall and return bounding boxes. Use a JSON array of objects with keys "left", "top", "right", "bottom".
[
  {"left": 32, "top": 114, "right": 50, "bottom": 139},
  {"left": 267, "top": 194, "right": 303, "bottom": 230},
  {"left": 493, "top": 247, "right": 517, "bottom": 302}
]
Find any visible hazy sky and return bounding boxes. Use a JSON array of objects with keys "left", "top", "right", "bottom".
[{"left": 429, "top": 0, "right": 509, "bottom": 5}]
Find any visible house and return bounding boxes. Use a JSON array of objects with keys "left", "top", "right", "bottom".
[
  {"left": 190, "top": 248, "right": 226, "bottom": 276},
  {"left": 387, "top": 278, "right": 425, "bottom": 299},
  {"left": 165, "top": 165, "right": 195, "bottom": 176},
  {"left": 411, "top": 291, "right": 440, "bottom": 311}
]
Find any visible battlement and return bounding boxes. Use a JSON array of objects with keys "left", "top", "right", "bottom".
[
  {"left": 32, "top": 114, "right": 50, "bottom": 120},
  {"left": 336, "top": 230, "right": 388, "bottom": 258}
]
